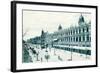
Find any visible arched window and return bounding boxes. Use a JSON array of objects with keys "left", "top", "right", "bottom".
[
  {"left": 76, "top": 29, "right": 78, "bottom": 34},
  {"left": 79, "top": 28, "right": 81, "bottom": 33},
  {"left": 87, "top": 35, "right": 89, "bottom": 42},
  {"left": 73, "top": 37, "right": 75, "bottom": 42},
  {"left": 71, "top": 30, "right": 72, "bottom": 35},
  {"left": 83, "top": 35, "right": 85, "bottom": 41},
  {"left": 73, "top": 30, "right": 75, "bottom": 34},
  {"left": 90, "top": 37, "right": 91, "bottom": 42},
  {"left": 68, "top": 31, "right": 69, "bottom": 35},
  {"left": 69, "top": 37, "right": 70, "bottom": 42},
  {"left": 69, "top": 31, "right": 70, "bottom": 35},
  {"left": 71, "top": 37, "right": 72, "bottom": 42},
  {"left": 86, "top": 27, "right": 89, "bottom": 32},
  {"left": 79, "top": 36, "right": 81, "bottom": 42},
  {"left": 68, "top": 37, "right": 69, "bottom": 42},
  {"left": 76, "top": 37, "right": 78, "bottom": 42},
  {"left": 67, "top": 37, "right": 68, "bottom": 41},
  {"left": 83, "top": 28, "right": 85, "bottom": 33}
]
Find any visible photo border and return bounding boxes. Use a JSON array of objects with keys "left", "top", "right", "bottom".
[{"left": 11, "top": 1, "right": 98, "bottom": 72}]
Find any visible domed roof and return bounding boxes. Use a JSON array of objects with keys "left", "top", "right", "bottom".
[
  {"left": 41, "top": 29, "right": 45, "bottom": 35},
  {"left": 58, "top": 24, "right": 62, "bottom": 30},
  {"left": 78, "top": 14, "right": 85, "bottom": 25}
]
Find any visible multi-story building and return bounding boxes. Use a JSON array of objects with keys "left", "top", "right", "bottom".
[
  {"left": 45, "top": 14, "right": 91, "bottom": 55},
  {"left": 30, "top": 14, "right": 91, "bottom": 55}
]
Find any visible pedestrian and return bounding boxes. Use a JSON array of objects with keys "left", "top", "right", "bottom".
[
  {"left": 41, "top": 57, "right": 43, "bottom": 62},
  {"left": 58, "top": 56, "right": 62, "bottom": 61}
]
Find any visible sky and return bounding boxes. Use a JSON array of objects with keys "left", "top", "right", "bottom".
[{"left": 23, "top": 10, "right": 91, "bottom": 40}]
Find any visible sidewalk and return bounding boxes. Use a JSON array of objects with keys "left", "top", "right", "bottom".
[{"left": 27, "top": 44, "right": 91, "bottom": 63}]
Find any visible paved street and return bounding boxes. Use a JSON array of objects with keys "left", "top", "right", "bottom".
[{"left": 23, "top": 43, "right": 91, "bottom": 63}]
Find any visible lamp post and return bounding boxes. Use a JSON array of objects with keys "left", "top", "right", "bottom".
[
  {"left": 70, "top": 47, "right": 72, "bottom": 61},
  {"left": 36, "top": 53, "right": 39, "bottom": 61},
  {"left": 85, "top": 35, "right": 88, "bottom": 59},
  {"left": 85, "top": 48, "right": 88, "bottom": 59},
  {"left": 69, "top": 45, "right": 72, "bottom": 61},
  {"left": 52, "top": 41, "right": 56, "bottom": 55},
  {"left": 54, "top": 48, "right": 56, "bottom": 55}
]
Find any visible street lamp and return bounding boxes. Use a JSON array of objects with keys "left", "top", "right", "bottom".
[
  {"left": 85, "top": 48, "right": 88, "bottom": 59},
  {"left": 36, "top": 51, "right": 39, "bottom": 61},
  {"left": 52, "top": 41, "right": 56, "bottom": 55},
  {"left": 36, "top": 53, "right": 39, "bottom": 61},
  {"left": 70, "top": 46, "right": 73, "bottom": 61},
  {"left": 54, "top": 48, "right": 56, "bottom": 55},
  {"left": 69, "top": 45, "right": 72, "bottom": 61}
]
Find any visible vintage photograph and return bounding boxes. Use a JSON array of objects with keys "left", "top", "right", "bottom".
[
  {"left": 11, "top": 1, "right": 97, "bottom": 72},
  {"left": 22, "top": 10, "right": 91, "bottom": 63}
]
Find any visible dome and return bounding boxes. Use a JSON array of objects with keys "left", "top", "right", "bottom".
[
  {"left": 78, "top": 14, "right": 85, "bottom": 25},
  {"left": 58, "top": 24, "right": 62, "bottom": 30}
]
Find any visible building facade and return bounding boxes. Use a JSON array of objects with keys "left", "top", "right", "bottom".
[
  {"left": 45, "top": 14, "right": 91, "bottom": 55},
  {"left": 30, "top": 14, "right": 91, "bottom": 55}
]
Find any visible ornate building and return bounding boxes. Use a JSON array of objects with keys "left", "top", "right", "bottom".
[
  {"left": 45, "top": 14, "right": 91, "bottom": 55},
  {"left": 30, "top": 14, "right": 91, "bottom": 55}
]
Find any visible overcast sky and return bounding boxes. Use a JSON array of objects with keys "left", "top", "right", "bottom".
[{"left": 23, "top": 10, "right": 91, "bottom": 40}]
